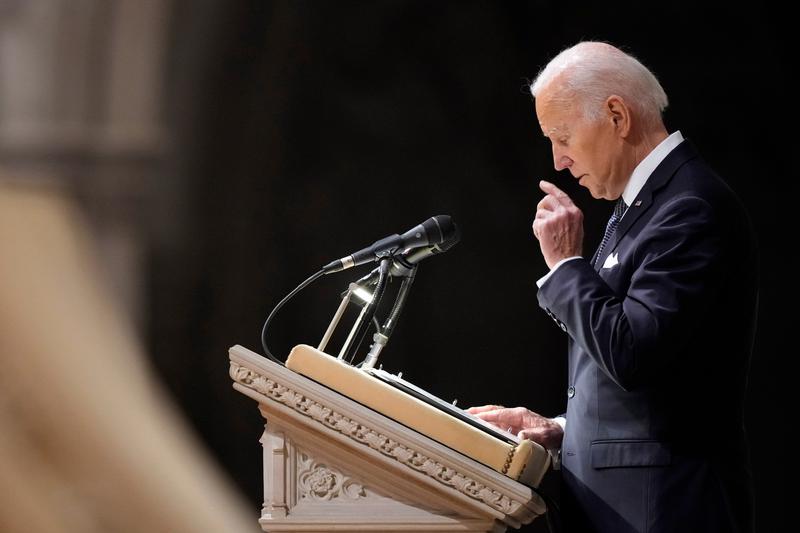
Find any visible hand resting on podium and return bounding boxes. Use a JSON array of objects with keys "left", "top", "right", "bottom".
[{"left": 467, "top": 405, "right": 564, "bottom": 450}]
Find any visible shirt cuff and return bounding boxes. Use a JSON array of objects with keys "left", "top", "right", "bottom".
[
  {"left": 548, "top": 416, "right": 566, "bottom": 470},
  {"left": 536, "top": 257, "right": 582, "bottom": 288}
]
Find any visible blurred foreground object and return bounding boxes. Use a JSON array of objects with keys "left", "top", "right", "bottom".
[{"left": 0, "top": 180, "right": 257, "bottom": 533}]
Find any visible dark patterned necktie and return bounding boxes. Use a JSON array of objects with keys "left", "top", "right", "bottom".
[{"left": 594, "top": 198, "right": 628, "bottom": 267}]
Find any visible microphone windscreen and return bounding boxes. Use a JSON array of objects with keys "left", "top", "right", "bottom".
[{"left": 423, "top": 215, "right": 457, "bottom": 245}]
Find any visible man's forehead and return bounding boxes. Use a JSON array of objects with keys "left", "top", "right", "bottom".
[{"left": 536, "top": 95, "right": 571, "bottom": 137}]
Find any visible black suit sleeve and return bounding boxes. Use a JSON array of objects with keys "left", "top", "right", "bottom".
[{"left": 537, "top": 195, "right": 726, "bottom": 391}]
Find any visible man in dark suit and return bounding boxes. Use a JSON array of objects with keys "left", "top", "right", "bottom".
[{"left": 469, "top": 42, "right": 757, "bottom": 533}]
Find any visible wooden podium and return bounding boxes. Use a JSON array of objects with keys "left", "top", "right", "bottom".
[{"left": 229, "top": 344, "right": 547, "bottom": 532}]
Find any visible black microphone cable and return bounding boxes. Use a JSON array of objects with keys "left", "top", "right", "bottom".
[{"left": 260, "top": 269, "right": 325, "bottom": 365}]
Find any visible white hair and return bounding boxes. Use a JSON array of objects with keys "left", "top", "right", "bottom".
[{"left": 530, "top": 42, "right": 668, "bottom": 126}]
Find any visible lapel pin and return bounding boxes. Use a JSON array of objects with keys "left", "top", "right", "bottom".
[{"left": 634, "top": 200, "right": 642, "bottom": 207}]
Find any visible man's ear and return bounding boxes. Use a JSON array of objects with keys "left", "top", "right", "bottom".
[{"left": 606, "top": 95, "right": 631, "bottom": 138}]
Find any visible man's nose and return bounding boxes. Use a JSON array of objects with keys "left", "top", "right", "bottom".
[{"left": 553, "top": 147, "right": 573, "bottom": 171}]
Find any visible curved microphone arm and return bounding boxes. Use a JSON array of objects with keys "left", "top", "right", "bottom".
[
  {"left": 381, "top": 265, "right": 417, "bottom": 339},
  {"left": 359, "top": 265, "right": 417, "bottom": 369}
]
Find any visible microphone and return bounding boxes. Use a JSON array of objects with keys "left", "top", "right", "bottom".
[
  {"left": 389, "top": 229, "right": 460, "bottom": 277},
  {"left": 322, "top": 215, "right": 458, "bottom": 274},
  {"left": 350, "top": 228, "right": 460, "bottom": 292}
]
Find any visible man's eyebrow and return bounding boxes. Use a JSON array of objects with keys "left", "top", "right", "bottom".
[{"left": 542, "top": 125, "right": 565, "bottom": 138}]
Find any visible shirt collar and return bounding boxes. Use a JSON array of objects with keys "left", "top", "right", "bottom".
[{"left": 621, "top": 130, "right": 684, "bottom": 207}]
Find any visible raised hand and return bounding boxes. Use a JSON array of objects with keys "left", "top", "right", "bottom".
[{"left": 533, "top": 180, "right": 584, "bottom": 268}]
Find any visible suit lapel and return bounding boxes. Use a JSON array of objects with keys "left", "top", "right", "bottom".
[{"left": 595, "top": 140, "right": 700, "bottom": 270}]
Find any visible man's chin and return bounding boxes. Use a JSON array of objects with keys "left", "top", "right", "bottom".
[
  {"left": 585, "top": 186, "right": 603, "bottom": 199},
  {"left": 584, "top": 183, "right": 612, "bottom": 200},
  {"left": 579, "top": 176, "right": 599, "bottom": 196}
]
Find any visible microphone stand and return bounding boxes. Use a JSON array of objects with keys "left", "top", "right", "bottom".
[
  {"left": 318, "top": 253, "right": 419, "bottom": 370},
  {"left": 338, "top": 257, "right": 391, "bottom": 363}
]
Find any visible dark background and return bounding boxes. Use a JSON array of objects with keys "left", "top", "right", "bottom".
[{"left": 147, "top": 1, "right": 790, "bottom": 531}]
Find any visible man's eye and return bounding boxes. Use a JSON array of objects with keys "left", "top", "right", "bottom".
[{"left": 558, "top": 138, "right": 569, "bottom": 146}]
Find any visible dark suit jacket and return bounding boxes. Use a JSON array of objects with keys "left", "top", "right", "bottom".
[{"left": 538, "top": 140, "right": 757, "bottom": 533}]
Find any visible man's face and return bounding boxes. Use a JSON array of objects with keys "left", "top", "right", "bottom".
[{"left": 535, "top": 87, "right": 627, "bottom": 200}]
